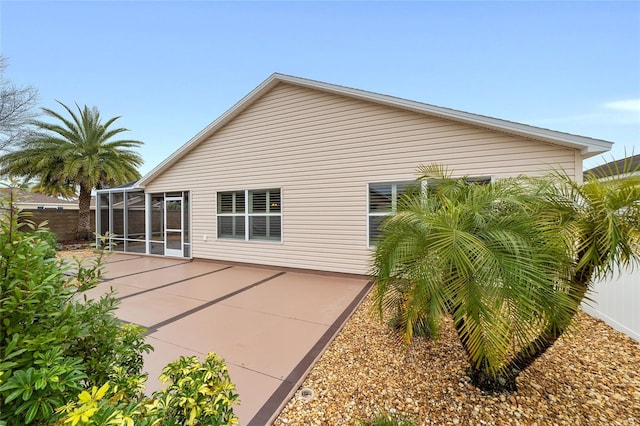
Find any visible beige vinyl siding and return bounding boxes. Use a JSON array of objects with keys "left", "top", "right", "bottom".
[{"left": 145, "top": 82, "right": 579, "bottom": 274}]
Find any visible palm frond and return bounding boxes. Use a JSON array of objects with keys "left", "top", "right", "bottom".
[
  {"left": 373, "top": 168, "right": 576, "bottom": 378},
  {"left": 0, "top": 101, "right": 144, "bottom": 237}
]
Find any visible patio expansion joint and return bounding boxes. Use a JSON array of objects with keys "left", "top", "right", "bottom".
[
  {"left": 143, "top": 334, "right": 208, "bottom": 355},
  {"left": 144, "top": 271, "right": 288, "bottom": 332},
  {"left": 217, "top": 303, "right": 336, "bottom": 328},
  {"left": 114, "top": 265, "right": 234, "bottom": 301},
  {"left": 101, "top": 255, "right": 145, "bottom": 264},
  {"left": 226, "top": 362, "right": 288, "bottom": 382},
  {"left": 100, "top": 260, "right": 193, "bottom": 282}
]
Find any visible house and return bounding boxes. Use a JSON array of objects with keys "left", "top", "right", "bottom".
[
  {"left": 95, "top": 73, "right": 612, "bottom": 275},
  {"left": 0, "top": 189, "right": 96, "bottom": 241},
  {"left": 0, "top": 188, "right": 78, "bottom": 210}
]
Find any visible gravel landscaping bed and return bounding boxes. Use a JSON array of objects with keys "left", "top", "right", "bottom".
[
  {"left": 57, "top": 245, "right": 99, "bottom": 260},
  {"left": 275, "top": 292, "right": 640, "bottom": 425}
]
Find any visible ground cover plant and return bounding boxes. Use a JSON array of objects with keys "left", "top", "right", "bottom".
[
  {"left": 55, "top": 352, "right": 238, "bottom": 426},
  {"left": 372, "top": 162, "right": 640, "bottom": 392},
  {"left": 359, "top": 411, "right": 416, "bottom": 425},
  {"left": 0, "top": 191, "right": 238, "bottom": 425}
]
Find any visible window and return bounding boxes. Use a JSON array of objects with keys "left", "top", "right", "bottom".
[
  {"left": 217, "top": 189, "right": 281, "bottom": 242},
  {"left": 367, "top": 177, "right": 492, "bottom": 247},
  {"left": 217, "top": 191, "right": 245, "bottom": 239},
  {"left": 249, "top": 189, "right": 281, "bottom": 241},
  {"left": 368, "top": 181, "right": 414, "bottom": 246}
]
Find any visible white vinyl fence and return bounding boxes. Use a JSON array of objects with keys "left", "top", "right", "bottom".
[{"left": 582, "top": 269, "right": 639, "bottom": 342}]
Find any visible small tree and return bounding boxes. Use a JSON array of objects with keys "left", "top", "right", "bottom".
[
  {"left": 372, "top": 163, "right": 640, "bottom": 392},
  {"left": 0, "top": 56, "right": 39, "bottom": 152}
]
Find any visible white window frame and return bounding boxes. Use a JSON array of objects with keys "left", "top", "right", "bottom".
[
  {"left": 248, "top": 189, "right": 282, "bottom": 241},
  {"left": 216, "top": 190, "right": 246, "bottom": 240},
  {"left": 367, "top": 176, "right": 493, "bottom": 248},
  {"left": 217, "top": 188, "right": 282, "bottom": 242},
  {"left": 367, "top": 181, "right": 414, "bottom": 248}
]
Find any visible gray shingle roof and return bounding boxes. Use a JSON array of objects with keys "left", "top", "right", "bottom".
[
  {"left": 0, "top": 188, "right": 77, "bottom": 205},
  {"left": 584, "top": 154, "right": 640, "bottom": 179}
]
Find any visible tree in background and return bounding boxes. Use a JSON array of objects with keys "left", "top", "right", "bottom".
[
  {"left": 0, "top": 56, "right": 39, "bottom": 152},
  {"left": 0, "top": 101, "right": 143, "bottom": 239},
  {"left": 372, "top": 163, "right": 640, "bottom": 392}
]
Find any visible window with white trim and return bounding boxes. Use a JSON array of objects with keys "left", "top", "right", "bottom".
[
  {"left": 367, "top": 177, "right": 492, "bottom": 247},
  {"left": 368, "top": 181, "right": 414, "bottom": 246},
  {"left": 217, "top": 189, "right": 281, "bottom": 241},
  {"left": 217, "top": 191, "right": 245, "bottom": 239}
]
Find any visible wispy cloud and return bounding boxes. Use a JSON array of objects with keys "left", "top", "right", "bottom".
[
  {"left": 602, "top": 99, "right": 640, "bottom": 113},
  {"left": 528, "top": 98, "right": 640, "bottom": 127}
]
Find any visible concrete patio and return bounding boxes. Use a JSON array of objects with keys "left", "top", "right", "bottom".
[{"left": 82, "top": 253, "right": 371, "bottom": 425}]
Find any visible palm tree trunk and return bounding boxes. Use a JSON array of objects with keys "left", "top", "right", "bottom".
[
  {"left": 504, "top": 268, "right": 592, "bottom": 377},
  {"left": 469, "top": 364, "right": 518, "bottom": 393},
  {"left": 455, "top": 265, "right": 592, "bottom": 393},
  {"left": 449, "top": 304, "right": 518, "bottom": 391},
  {"left": 452, "top": 312, "right": 519, "bottom": 392},
  {"left": 76, "top": 185, "right": 92, "bottom": 240}
]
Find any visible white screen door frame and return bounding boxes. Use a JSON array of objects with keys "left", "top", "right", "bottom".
[{"left": 164, "top": 196, "right": 184, "bottom": 257}]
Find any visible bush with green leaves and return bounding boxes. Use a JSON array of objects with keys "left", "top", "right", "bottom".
[
  {"left": 0, "top": 197, "right": 239, "bottom": 425},
  {"left": 0, "top": 207, "right": 151, "bottom": 424},
  {"left": 30, "top": 227, "right": 58, "bottom": 258},
  {"left": 56, "top": 353, "right": 239, "bottom": 426}
]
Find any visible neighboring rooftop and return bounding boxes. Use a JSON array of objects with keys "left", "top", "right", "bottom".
[
  {"left": 584, "top": 154, "right": 640, "bottom": 179},
  {"left": 0, "top": 188, "right": 77, "bottom": 205}
]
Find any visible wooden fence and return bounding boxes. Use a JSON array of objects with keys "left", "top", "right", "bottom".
[{"left": 20, "top": 209, "right": 96, "bottom": 242}]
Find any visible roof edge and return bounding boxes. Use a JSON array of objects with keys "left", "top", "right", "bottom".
[
  {"left": 271, "top": 73, "right": 613, "bottom": 157},
  {"left": 137, "top": 73, "right": 613, "bottom": 187},
  {"left": 137, "top": 74, "right": 282, "bottom": 188}
]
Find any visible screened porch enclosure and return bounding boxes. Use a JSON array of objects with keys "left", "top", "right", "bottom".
[{"left": 96, "top": 188, "right": 190, "bottom": 257}]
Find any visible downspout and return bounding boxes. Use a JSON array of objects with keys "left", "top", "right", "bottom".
[
  {"left": 95, "top": 192, "right": 101, "bottom": 248},
  {"left": 145, "top": 193, "right": 152, "bottom": 255}
]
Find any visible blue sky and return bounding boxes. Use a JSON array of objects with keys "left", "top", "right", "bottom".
[{"left": 1, "top": 1, "right": 638, "bottom": 175}]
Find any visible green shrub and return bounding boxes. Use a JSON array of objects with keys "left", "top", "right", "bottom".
[
  {"left": 153, "top": 353, "right": 239, "bottom": 424},
  {"left": 0, "top": 197, "right": 238, "bottom": 425},
  {"left": 0, "top": 206, "right": 150, "bottom": 425},
  {"left": 359, "top": 411, "right": 415, "bottom": 426},
  {"left": 33, "top": 227, "right": 58, "bottom": 258},
  {"left": 0, "top": 232, "right": 85, "bottom": 424},
  {"left": 56, "top": 353, "right": 239, "bottom": 426}
]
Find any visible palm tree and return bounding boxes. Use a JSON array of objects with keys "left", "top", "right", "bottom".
[
  {"left": 372, "top": 163, "right": 640, "bottom": 392},
  {"left": 0, "top": 101, "right": 143, "bottom": 239},
  {"left": 513, "top": 158, "right": 640, "bottom": 370}
]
